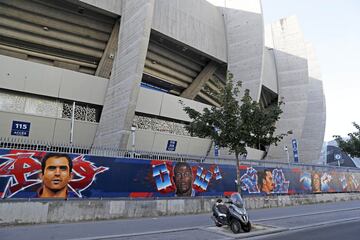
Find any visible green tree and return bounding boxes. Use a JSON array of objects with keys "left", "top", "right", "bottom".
[
  {"left": 240, "top": 89, "right": 287, "bottom": 156},
  {"left": 334, "top": 122, "right": 360, "bottom": 158},
  {"left": 181, "top": 74, "right": 286, "bottom": 192}
]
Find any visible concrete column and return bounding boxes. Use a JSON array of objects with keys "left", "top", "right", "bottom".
[
  {"left": 222, "top": 0, "right": 264, "bottom": 101},
  {"left": 92, "top": 0, "right": 155, "bottom": 148}
]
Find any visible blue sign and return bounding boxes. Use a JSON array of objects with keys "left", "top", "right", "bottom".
[
  {"left": 291, "top": 139, "right": 299, "bottom": 163},
  {"left": 214, "top": 145, "right": 219, "bottom": 157},
  {"left": 11, "top": 121, "right": 31, "bottom": 137},
  {"left": 166, "top": 140, "right": 177, "bottom": 151}
]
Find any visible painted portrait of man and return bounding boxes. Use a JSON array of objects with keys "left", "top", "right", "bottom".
[
  {"left": 38, "top": 153, "right": 73, "bottom": 198},
  {"left": 258, "top": 169, "right": 274, "bottom": 194},
  {"left": 173, "top": 162, "right": 195, "bottom": 197}
]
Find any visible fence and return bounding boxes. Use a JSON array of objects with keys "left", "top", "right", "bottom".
[{"left": 0, "top": 136, "right": 359, "bottom": 174}]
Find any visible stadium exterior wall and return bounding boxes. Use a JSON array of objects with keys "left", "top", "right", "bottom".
[{"left": 0, "top": 0, "right": 326, "bottom": 163}]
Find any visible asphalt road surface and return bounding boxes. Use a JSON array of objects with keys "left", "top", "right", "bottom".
[
  {"left": 1, "top": 200, "right": 360, "bottom": 240},
  {"left": 247, "top": 219, "right": 360, "bottom": 240}
]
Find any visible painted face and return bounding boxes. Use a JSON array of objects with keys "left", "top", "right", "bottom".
[
  {"left": 174, "top": 165, "right": 193, "bottom": 196},
  {"left": 41, "top": 157, "right": 71, "bottom": 193},
  {"left": 263, "top": 171, "right": 274, "bottom": 193}
]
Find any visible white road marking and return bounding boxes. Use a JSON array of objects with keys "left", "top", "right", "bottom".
[
  {"left": 63, "top": 225, "right": 208, "bottom": 240},
  {"left": 254, "top": 206, "right": 360, "bottom": 222}
]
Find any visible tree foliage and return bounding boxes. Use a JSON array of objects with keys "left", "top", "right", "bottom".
[
  {"left": 181, "top": 73, "right": 286, "bottom": 191},
  {"left": 240, "top": 89, "right": 287, "bottom": 152},
  {"left": 334, "top": 122, "right": 360, "bottom": 158}
]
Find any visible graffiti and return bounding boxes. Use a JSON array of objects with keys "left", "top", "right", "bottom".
[
  {"left": 272, "top": 169, "right": 289, "bottom": 193},
  {"left": 1, "top": 148, "right": 360, "bottom": 199},
  {"left": 351, "top": 174, "right": 360, "bottom": 189},
  {"left": 69, "top": 155, "right": 109, "bottom": 197},
  {"left": 240, "top": 167, "right": 259, "bottom": 193},
  {"left": 340, "top": 174, "right": 347, "bottom": 190},
  {"left": 0, "top": 152, "right": 108, "bottom": 198},
  {"left": 213, "top": 165, "right": 222, "bottom": 180},
  {"left": 152, "top": 163, "right": 173, "bottom": 192},
  {"left": 300, "top": 171, "right": 312, "bottom": 191},
  {"left": 152, "top": 163, "right": 224, "bottom": 195},
  {"left": 0, "top": 153, "right": 41, "bottom": 198},
  {"left": 320, "top": 173, "right": 332, "bottom": 192},
  {"left": 193, "top": 166, "right": 213, "bottom": 192}
]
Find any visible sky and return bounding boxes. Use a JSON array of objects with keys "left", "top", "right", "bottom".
[
  {"left": 261, "top": 0, "right": 360, "bottom": 142},
  {"left": 207, "top": 0, "right": 360, "bottom": 142}
]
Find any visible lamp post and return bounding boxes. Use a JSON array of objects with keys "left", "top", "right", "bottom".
[
  {"left": 284, "top": 145, "right": 290, "bottom": 166},
  {"left": 130, "top": 126, "right": 136, "bottom": 157},
  {"left": 70, "top": 101, "right": 75, "bottom": 145},
  {"left": 213, "top": 126, "right": 221, "bottom": 164}
]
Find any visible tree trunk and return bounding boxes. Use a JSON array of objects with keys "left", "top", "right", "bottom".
[{"left": 235, "top": 151, "right": 241, "bottom": 193}]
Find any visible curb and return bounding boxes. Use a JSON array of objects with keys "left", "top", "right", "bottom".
[{"left": 204, "top": 224, "right": 287, "bottom": 239}]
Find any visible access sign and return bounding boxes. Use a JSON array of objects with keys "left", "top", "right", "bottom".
[
  {"left": 11, "top": 121, "right": 31, "bottom": 137},
  {"left": 291, "top": 139, "right": 299, "bottom": 163},
  {"left": 166, "top": 140, "right": 177, "bottom": 151},
  {"left": 214, "top": 145, "right": 219, "bottom": 157}
]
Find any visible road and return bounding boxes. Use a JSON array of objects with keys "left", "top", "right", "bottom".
[
  {"left": 247, "top": 220, "right": 360, "bottom": 240},
  {"left": 1, "top": 200, "right": 360, "bottom": 240}
]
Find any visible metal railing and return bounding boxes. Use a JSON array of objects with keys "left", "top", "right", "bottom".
[{"left": 0, "top": 137, "right": 359, "bottom": 173}]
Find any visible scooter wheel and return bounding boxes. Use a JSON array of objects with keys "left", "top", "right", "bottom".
[
  {"left": 215, "top": 223, "right": 222, "bottom": 227},
  {"left": 230, "top": 219, "right": 241, "bottom": 234},
  {"left": 241, "top": 221, "right": 252, "bottom": 232}
]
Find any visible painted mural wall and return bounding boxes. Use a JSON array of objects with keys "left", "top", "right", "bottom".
[{"left": 0, "top": 149, "right": 359, "bottom": 199}]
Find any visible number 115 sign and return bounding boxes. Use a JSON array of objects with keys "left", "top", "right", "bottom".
[{"left": 11, "top": 121, "right": 31, "bottom": 137}]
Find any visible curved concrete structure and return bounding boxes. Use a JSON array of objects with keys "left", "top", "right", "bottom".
[
  {"left": 300, "top": 43, "right": 326, "bottom": 162},
  {"left": 0, "top": 0, "right": 325, "bottom": 162},
  {"left": 223, "top": 0, "right": 264, "bottom": 101},
  {"left": 152, "top": 0, "right": 227, "bottom": 62},
  {"left": 266, "top": 16, "right": 310, "bottom": 162}
]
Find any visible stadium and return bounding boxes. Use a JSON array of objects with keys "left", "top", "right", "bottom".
[{"left": 0, "top": 0, "right": 325, "bottom": 163}]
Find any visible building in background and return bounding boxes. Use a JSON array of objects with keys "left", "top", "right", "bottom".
[
  {"left": 320, "top": 140, "right": 360, "bottom": 168},
  {"left": 0, "top": 0, "right": 325, "bottom": 163}
]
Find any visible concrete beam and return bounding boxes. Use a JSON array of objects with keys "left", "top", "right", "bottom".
[
  {"left": 0, "top": 26, "right": 103, "bottom": 58},
  {"left": 96, "top": 19, "right": 120, "bottom": 78},
  {"left": 148, "top": 43, "right": 203, "bottom": 72},
  {"left": 0, "top": 44, "right": 97, "bottom": 68},
  {"left": 2, "top": 0, "right": 115, "bottom": 31},
  {"left": 144, "top": 59, "right": 193, "bottom": 83},
  {"left": 180, "top": 61, "right": 218, "bottom": 99},
  {"left": 146, "top": 51, "right": 198, "bottom": 78},
  {"left": 197, "top": 91, "right": 220, "bottom": 107},
  {"left": 0, "top": 3, "right": 109, "bottom": 41}
]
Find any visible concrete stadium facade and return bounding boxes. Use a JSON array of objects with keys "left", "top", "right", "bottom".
[{"left": 0, "top": 0, "right": 325, "bottom": 163}]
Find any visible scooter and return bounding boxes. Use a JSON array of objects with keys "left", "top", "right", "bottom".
[{"left": 211, "top": 192, "right": 251, "bottom": 233}]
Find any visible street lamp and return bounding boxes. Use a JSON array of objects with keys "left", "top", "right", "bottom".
[
  {"left": 130, "top": 126, "right": 136, "bottom": 157},
  {"left": 284, "top": 145, "right": 290, "bottom": 166},
  {"left": 213, "top": 126, "right": 221, "bottom": 163}
]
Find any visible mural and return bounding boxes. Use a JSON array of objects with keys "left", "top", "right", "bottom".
[
  {"left": 0, "top": 149, "right": 235, "bottom": 198},
  {"left": 0, "top": 149, "right": 360, "bottom": 199},
  {"left": 239, "top": 165, "right": 360, "bottom": 196}
]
